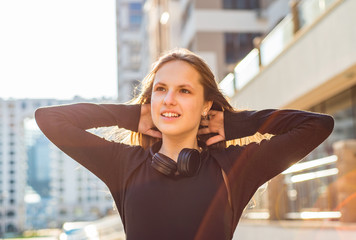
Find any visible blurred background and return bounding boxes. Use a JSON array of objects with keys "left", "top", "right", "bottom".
[{"left": 0, "top": 0, "right": 356, "bottom": 239}]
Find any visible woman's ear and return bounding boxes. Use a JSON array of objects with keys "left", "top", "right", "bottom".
[{"left": 203, "top": 101, "right": 213, "bottom": 115}]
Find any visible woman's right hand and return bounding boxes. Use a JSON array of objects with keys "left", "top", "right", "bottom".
[{"left": 138, "top": 104, "right": 162, "bottom": 138}]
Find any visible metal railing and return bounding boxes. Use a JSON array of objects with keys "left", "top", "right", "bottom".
[
  {"left": 243, "top": 155, "right": 340, "bottom": 220},
  {"left": 282, "top": 155, "right": 340, "bottom": 220}
]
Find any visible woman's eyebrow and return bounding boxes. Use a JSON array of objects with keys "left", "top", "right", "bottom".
[
  {"left": 178, "top": 84, "right": 194, "bottom": 89},
  {"left": 154, "top": 82, "right": 194, "bottom": 89}
]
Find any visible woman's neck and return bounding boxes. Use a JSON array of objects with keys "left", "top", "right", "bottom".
[{"left": 159, "top": 135, "right": 199, "bottom": 162}]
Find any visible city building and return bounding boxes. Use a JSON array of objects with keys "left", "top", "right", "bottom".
[
  {"left": 0, "top": 98, "right": 116, "bottom": 234},
  {"left": 144, "top": 0, "right": 292, "bottom": 81},
  {"left": 219, "top": 0, "right": 356, "bottom": 224},
  {"left": 0, "top": 98, "right": 40, "bottom": 235},
  {"left": 115, "top": 0, "right": 293, "bottom": 101},
  {"left": 50, "top": 143, "right": 114, "bottom": 227},
  {"left": 116, "top": 0, "right": 150, "bottom": 103},
  {"left": 27, "top": 134, "right": 51, "bottom": 198}
]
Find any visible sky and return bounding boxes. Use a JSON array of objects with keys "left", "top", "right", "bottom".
[{"left": 0, "top": 0, "right": 118, "bottom": 100}]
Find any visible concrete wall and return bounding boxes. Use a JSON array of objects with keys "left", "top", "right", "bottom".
[
  {"left": 195, "top": 0, "right": 221, "bottom": 9},
  {"left": 195, "top": 9, "right": 267, "bottom": 32},
  {"left": 196, "top": 32, "right": 225, "bottom": 80},
  {"left": 231, "top": 0, "right": 356, "bottom": 110}
]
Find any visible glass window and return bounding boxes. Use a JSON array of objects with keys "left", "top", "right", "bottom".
[
  {"left": 307, "top": 88, "right": 355, "bottom": 160},
  {"left": 21, "top": 102, "right": 27, "bottom": 109},
  {"left": 223, "top": 0, "right": 259, "bottom": 9},
  {"left": 59, "top": 209, "right": 66, "bottom": 215},
  {"left": 225, "top": 33, "right": 261, "bottom": 64},
  {"left": 129, "top": 2, "right": 142, "bottom": 29},
  {"left": 6, "top": 224, "right": 16, "bottom": 232},
  {"left": 7, "top": 210, "right": 15, "bottom": 217}
]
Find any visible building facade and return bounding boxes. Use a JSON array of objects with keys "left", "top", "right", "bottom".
[
  {"left": 145, "top": 0, "right": 292, "bottom": 81},
  {"left": 219, "top": 0, "right": 356, "bottom": 222},
  {"left": 0, "top": 98, "right": 116, "bottom": 234},
  {"left": 0, "top": 99, "right": 29, "bottom": 234},
  {"left": 116, "top": 0, "right": 150, "bottom": 103}
]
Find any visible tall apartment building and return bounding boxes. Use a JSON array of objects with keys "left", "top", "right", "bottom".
[
  {"left": 0, "top": 98, "right": 116, "bottom": 234},
  {"left": 50, "top": 146, "right": 114, "bottom": 227},
  {"left": 27, "top": 134, "right": 51, "bottom": 198},
  {"left": 116, "top": 0, "right": 150, "bottom": 103},
  {"left": 0, "top": 99, "right": 29, "bottom": 234},
  {"left": 145, "top": 0, "right": 291, "bottom": 81}
]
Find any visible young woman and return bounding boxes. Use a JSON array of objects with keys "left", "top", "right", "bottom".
[{"left": 35, "top": 48, "right": 334, "bottom": 240}]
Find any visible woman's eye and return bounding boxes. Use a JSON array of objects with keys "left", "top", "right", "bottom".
[
  {"left": 155, "top": 86, "right": 166, "bottom": 92},
  {"left": 180, "top": 89, "right": 190, "bottom": 94}
]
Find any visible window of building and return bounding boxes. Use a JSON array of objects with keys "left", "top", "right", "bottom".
[
  {"left": 129, "top": 2, "right": 142, "bottom": 29},
  {"left": 223, "top": 0, "right": 259, "bottom": 9},
  {"left": 21, "top": 102, "right": 27, "bottom": 109},
  {"left": 225, "top": 32, "right": 261, "bottom": 64},
  {"left": 7, "top": 210, "right": 15, "bottom": 217},
  {"left": 34, "top": 101, "right": 41, "bottom": 108},
  {"left": 7, "top": 103, "right": 15, "bottom": 109},
  {"left": 59, "top": 209, "right": 67, "bottom": 216},
  {"left": 6, "top": 224, "right": 16, "bottom": 233},
  {"left": 307, "top": 87, "right": 356, "bottom": 160}
]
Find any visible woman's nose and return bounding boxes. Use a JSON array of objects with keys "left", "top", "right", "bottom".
[{"left": 163, "top": 91, "right": 177, "bottom": 105}]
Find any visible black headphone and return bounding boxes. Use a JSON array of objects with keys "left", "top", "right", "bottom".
[{"left": 150, "top": 143, "right": 202, "bottom": 177}]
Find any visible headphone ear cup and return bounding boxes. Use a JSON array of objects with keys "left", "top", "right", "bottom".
[
  {"left": 151, "top": 153, "right": 178, "bottom": 176},
  {"left": 177, "top": 149, "right": 201, "bottom": 177}
]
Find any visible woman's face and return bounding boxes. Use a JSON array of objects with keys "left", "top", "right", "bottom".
[{"left": 151, "top": 60, "right": 211, "bottom": 138}]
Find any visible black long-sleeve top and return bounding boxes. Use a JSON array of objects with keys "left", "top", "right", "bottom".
[{"left": 35, "top": 104, "right": 334, "bottom": 240}]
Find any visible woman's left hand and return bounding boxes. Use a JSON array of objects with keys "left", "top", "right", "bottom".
[{"left": 198, "top": 110, "right": 225, "bottom": 146}]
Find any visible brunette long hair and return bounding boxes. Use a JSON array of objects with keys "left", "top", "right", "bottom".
[{"left": 116, "top": 48, "right": 265, "bottom": 149}]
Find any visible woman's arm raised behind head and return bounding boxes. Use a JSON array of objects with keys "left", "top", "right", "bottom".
[
  {"left": 35, "top": 103, "right": 142, "bottom": 185},
  {"left": 224, "top": 109, "right": 334, "bottom": 184}
]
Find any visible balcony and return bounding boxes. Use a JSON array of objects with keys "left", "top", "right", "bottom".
[{"left": 219, "top": 0, "right": 356, "bottom": 110}]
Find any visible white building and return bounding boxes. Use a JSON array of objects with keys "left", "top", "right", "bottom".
[
  {"left": 50, "top": 145, "right": 114, "bottom": 227},
  {"left": 145, "top": 0, "right": 292, "bottom": 81},
  {"left": 0, "top": 98, "right": 116, "bottom": 233},
  {"left": 116, "top": 0, "right": 150, "bottom": 103},
  {"left": 0, "top": 99, "right": 29, "bottom": 234}
]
